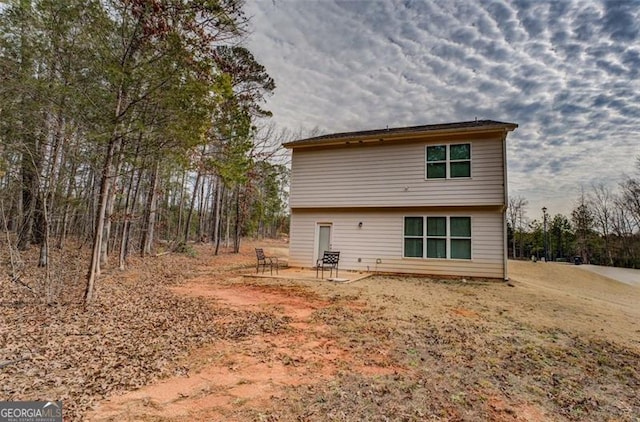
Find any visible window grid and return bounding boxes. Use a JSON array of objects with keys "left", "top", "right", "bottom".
[
  {"left": 403, "top": 216, "right": 472, "bottom": 260},
  {"left": 425, "top": 143, "right": 471, "bottom": 179}
]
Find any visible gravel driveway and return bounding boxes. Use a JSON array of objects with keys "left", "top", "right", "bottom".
[{"left": 579, "top": 264, "right": 640, "bottom": 286}]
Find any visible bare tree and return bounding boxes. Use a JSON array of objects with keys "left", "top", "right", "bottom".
[
  {"left": 588, "top": 184, "right": 615, "bottom": 265},
  {"left": 507, "top": 195, "right": 528, "bottom": 259},
  {"left": 619, "top": 179, "right": 640, "bottom": 231}
]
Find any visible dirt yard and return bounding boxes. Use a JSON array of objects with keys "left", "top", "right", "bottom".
[{"left": 2, "top": 240, "right": 639, "bottom": 421}]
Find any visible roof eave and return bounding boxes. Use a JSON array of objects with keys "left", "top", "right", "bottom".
[{"left": 283, "top": 123, "right": 518, "bottom": 149}]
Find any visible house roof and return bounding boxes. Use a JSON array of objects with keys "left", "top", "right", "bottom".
[{"left": 283, "top": 119, "right": 518, "bottom": 149}]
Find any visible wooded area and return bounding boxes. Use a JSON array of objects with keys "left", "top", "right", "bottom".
[
  {"left": 507, "top": 160, "right": 640, "bottom": 268},
  {"left": 1, "top": 0, "right": 638, "bottom": 310},
  {"left": 0, "top": 0, "right": 289, "bottom": 304}
]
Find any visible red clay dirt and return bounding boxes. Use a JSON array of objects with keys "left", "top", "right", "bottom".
[
  {"left": 87, "top": 277, "right": 398, "bottom": 421},
  {"left": 82, "top": 249, "right": 639, "bottom": 421}
]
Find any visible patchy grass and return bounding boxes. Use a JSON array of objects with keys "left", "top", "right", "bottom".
[
  {"left": 256, "top": 293, "right": 640, "bottom": 421},
  {"left": 2, "top": 241, "right": 639, "bottom": 421}
]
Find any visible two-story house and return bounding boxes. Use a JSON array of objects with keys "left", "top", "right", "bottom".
[{"left": 282, "top": 120, "right": 518, "bottom": 280}]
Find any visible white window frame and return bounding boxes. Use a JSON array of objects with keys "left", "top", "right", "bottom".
[
  {"left": 402, "top": 216, "right": 472, "bottom": 260},
  {"left": 426, "top": 216, "right": 448, "bottom": 259},
  {"left": 425, "top": 143, "right": 472, "bottom": 180},
  {"left": 449, "top": 216, "right": 472, "bottom": 260},
  {"left": 403, "top": 216, "right": 424, "bottom": 258}
]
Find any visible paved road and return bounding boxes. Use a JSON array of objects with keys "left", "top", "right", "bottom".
[{"left": 579, "top": 264, "right": 640, "bottom": 286}]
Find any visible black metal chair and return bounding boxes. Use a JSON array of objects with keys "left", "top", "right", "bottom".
[
  {"left": 255, "top": 248, "right": 278, "bottom": 275},
  {"left": 316, "top": 251, "right": 340, "bottom": 279}
]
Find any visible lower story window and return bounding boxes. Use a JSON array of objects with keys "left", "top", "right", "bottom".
[
  {"left": 403, "top": 216, "right": 471, "bottom": 259},
  {"left": 403, "top": 217, "right": 423, "bottom": 257},
  {"left": 450, "top": 217, "right": 471, "bottom": 259}
]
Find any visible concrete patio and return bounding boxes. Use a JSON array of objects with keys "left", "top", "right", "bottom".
[{"left": 242, "top": 266, "right": 372, "bottom": 283}]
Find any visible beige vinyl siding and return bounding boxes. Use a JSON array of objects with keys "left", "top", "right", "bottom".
[
  {"left": 289, "top": 209, "right": 505, "bottom": 279},
  {"left": 290, "top": 137, "right": 505, "bottom": 208}
]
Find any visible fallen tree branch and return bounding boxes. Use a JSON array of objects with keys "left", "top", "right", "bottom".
[
  {"left": 0, "top": 357, "right": 29, "bottom": 369},
  {"left": 11, "top": 275, "right": 34, "bottom": 291}
]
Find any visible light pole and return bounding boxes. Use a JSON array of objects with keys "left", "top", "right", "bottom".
[{"left": 542, "top": 206, "right": 548, "bottom": 262}]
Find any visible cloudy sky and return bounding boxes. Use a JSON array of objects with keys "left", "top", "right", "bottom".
[{"left": 244, "top": 0, "right": 639, "bottom": 220}]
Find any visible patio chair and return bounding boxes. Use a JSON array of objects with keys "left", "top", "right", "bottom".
[
  {"left": 316, "top": 251, "right": 340, "bottom": 279},
  {"left": 255, "top": 248, "right": 278, "bottom": 275}
]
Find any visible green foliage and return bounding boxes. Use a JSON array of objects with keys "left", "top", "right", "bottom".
[
  {"left": 550, "top": 214, "right": 573, "bottom": 260},
  {"left": 246, "top": 161, "right": 289, "bottom": 238},
  {"left": 571, "top": 196, "right": 597, "bottom": 262},
  {"left": 0, "top": 0, "right": 280, "bottom": 263},
  {"left": 210, "top": 72, "right": 254, "bottom": 187},
  {"left": 213, "top": 45, "right": 276, "bottom": 118},
  {"left": 0, "top": 154, "right": 6, "bottom": 179},
  {"left": 571, "top": 202, "right": 593, "bottom": 234},
  {"left": 174, "top": 241, "right": 197, "bottom": 258}
]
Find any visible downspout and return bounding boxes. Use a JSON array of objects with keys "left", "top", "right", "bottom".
[{"left": 502, "top": 131, "right": 509, "bottom": 281}]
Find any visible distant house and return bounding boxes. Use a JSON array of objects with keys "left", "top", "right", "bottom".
[{"left": 282, "top": 120, "right": 518, "bottom": 280}]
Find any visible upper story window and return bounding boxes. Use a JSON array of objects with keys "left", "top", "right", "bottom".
[{"left": 426, "top": 143, "right": 471, "bottom": 179}]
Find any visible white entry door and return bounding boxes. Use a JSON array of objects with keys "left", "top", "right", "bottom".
[{"left": 316, "top": 223, "right": 332, "bottom": 262}]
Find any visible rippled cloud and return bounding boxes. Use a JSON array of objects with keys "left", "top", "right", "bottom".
[{"left": 246, "top": 0, "right": 640, "bottom": 217}]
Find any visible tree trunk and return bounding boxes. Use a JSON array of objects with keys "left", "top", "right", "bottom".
[
  {"left": 518, "top": 210, "right": 524, "bottom": 259},
  {"left": 212, "top": 178, "right": 222, "bottom": 247},
  {"left": 82, "top": 168, "right": 98, "bottom": 247},
  {"left": 183, "top": 171, "right": 201, "bottom": 241},
  {"left": 8, "top": 189, "right": 20, "bottom": 233},
  {"left": 144, "top": 164, "right": 159, "bottom": 257},
  {"left": 34, "top": 194, "right": 46, "bottom": 267},
  {"left": 85, "top": 134, "right": 119, "bottom": 303},
  {"left": 225, "top": 197, "right": 231, "bottom": 249},
  {"left": 100, "top": 142, "right": 123, "bottom": 267},
  {"left": 16, "top": 0, "right": 36, "bottom": 251},
  {"left": 175, "top": 170, "right": 186, "bottom": 239},
  {"left": 118, "top": 151, "right": 141, "bottom": 269},
  {"left": 16, "top": 149, "right": 37, "bottom": 251},
  {"left": 214, "top": 184, "right": 225, "bottom": 256},
  {"left": 197, "top": 176, "right": 207, "bottom": 241},
  {"left": 41, "top": 193, "right": 52, "bottom": 303},
  {"left": 57, "top": 162, "right": 77, "bottom": 249},
  {"left": 233, "top": 185, "right": 241, "bottom": 253},
  {"left": 38, "top": 112, "right": 65, "bottom": 265},
  {"left": 140, "top": 160, "right": 160, "bottom": 257}
]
